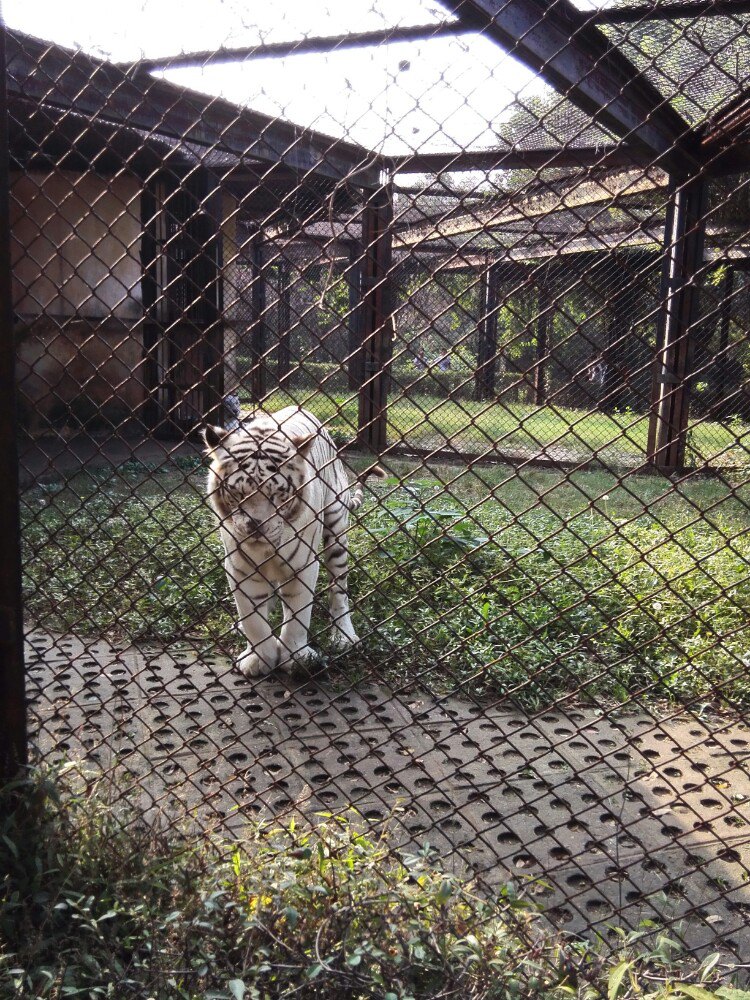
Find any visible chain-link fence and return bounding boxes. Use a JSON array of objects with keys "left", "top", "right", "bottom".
[{"left": 4, "top": 0, "right": 750, "bottom": 992}]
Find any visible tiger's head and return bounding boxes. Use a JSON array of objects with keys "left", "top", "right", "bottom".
[{"left": 201, "top": 421, "right": 314, "bottom": 545}]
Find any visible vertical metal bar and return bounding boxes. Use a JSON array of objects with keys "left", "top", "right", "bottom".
[
  {"left": 647, "top": 178, "right": 678, "bottom": 461},
  {"left": 475, "top": 261, "right": 498, "bottom": 401},
  {"left": 347, "top": 241, "right": 363, "bottom": 390},
  {"left": 199, "top": 170, "right": 225, "bottom": 427},
  {"left": 276, "top": 257, "right": 291, "bottom": 384},
  {"left": 249, "top": 233, "right": 266, "bottom": 402},
  {"left": 717, "top": 264, "right": 734, "bottom": 405},
  {"left": 139, "top": 177, "right": 161, "bottom": 433},
  {"left": 164, "top": 175, "right": 188, "bottom": 436},
  {"left": 647, "top": 174, "right": 707, "bottom": 471},
  {"left": 534, "top": 278, "right": 551, "bottom": 406},
  {"left": 357, "top": 183, "right": 393, "bottom": 452},
  {"left": 0, "top": 19, "right": 27, "bottom": 781}
]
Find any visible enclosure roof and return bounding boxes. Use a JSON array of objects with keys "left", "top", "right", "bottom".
[
  {"left": 5, "top": 29, "right": 382, "bottom": 189},
  {"left": 124, "top": 0, "right": 750, "bottom": 171},
  {"left": 7, "top": 0, "right": 750, "bottom": 175}
]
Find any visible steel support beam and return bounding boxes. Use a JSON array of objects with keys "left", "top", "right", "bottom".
[
  {"left": 475, "top": 262, "right": 500, "bottom": 400},
  {"left": 701, "top": 87, "right": 750, "bottom": 173},
  {"left": 647, "top": 176, "right": 707, "bottom": 471},
  {"left": 586, "top": 1, "right": 750, "bottom": 24},
  {"left": 0, "top": 22, "right": 27, "bottom": 783},
  {"left": 390, "top": 145, "right": 647, "bottom": 174},
  {"left": 128, "top": 22, "right": 470, "bottom": 72},
  {"left": 444, "top": 0, "right": 699, "bottom": 172},
  {"left": 357, "top": 187, "right": 394, "bottom": 452},
  {"left": 396, "top": 168, "right": 665, "bottom": 247}
]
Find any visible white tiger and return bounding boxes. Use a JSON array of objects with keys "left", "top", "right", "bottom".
[{"left": 202, "top": 405, "right": 384, "bottom": 678}]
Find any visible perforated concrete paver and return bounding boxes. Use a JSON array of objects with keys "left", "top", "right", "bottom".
[{"left": 26, "top": 629, "right": 750, "bottom": 958}]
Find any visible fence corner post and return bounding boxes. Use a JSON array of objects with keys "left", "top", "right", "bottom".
[
  {"left": 647, "top": 174, "right": 707, "bottom": 472},
  {"left": 249, "top": 232, "right": 267, "bottom": 403},
  {"left": 475, "top": 259, "right": 498, "bottom": 401},
  {"left": 356, "top": 182, "right": 393, "bottom": 453},
  {"left": 0, "top": 19, "right": 28, "bottom": 784}
]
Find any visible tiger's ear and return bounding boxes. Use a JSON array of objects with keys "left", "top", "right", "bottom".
[
  {"left": 201, "top": 424, "right": 227, "bottom": 451},
  {"left": 290, "top": 432, "right": 316, "bottom": 453}
]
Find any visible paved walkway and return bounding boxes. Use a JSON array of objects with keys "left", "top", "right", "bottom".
[
  {"left": 18, "top": 432, "right": 201, "bottom": 485},
  {"left": 26, "top": 629, "right": 750, "bottom": 961}
]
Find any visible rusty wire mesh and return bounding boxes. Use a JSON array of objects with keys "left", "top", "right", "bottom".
[{"left": 5, "top": 0, "right": 750, "bottom": 986}]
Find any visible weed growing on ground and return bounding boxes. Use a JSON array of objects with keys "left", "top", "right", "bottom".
[
  {"left": 19, "top": 458, "right": 750, "bottom": 710},
  {"left": 0, "top": 767, "right": 745, "bottom": 1000}
]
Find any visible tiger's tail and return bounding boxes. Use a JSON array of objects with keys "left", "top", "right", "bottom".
[{"left": 347, "top": 465, "right": 387, "bottom": 512}]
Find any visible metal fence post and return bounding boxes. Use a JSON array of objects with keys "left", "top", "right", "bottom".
[
  {"left": 357, "top": 183, "right": 393, "bottom": 452},
  {"left": 534, "top": 279, "right": 552, "bottom": 406},
  {"left": 475, "top": 260, "right": 498, "bottom": 401},
  {"left": 198, "top": 169, "right": 225, "bottom": 427},
  {"left": 249, "top": 232, "right": 267, "bottom": 402},
  {"left": 647, "top": 174, "right": 707, "bottom": 471},
  {"left": 347, "top": 241, "right": 363, "bottom": 390},
  {"left": 0, "top": 19, "right": 27, "bottom": 782},
  {"left": 276, "top": 257, "right": 291, "bottom": 384},
  {"left": 140, "top": 177, "right": 161, "bottom": 434}
]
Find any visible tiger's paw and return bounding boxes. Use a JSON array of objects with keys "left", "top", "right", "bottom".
[
  {"left": 238, "top": 646, "right": 278, "bottom": 679},
  {"left": 277, "top": 643, "right": 318, "bottom": 673},
  {"left": 329, "top": 629, "right": 360, "bottom": 650}
]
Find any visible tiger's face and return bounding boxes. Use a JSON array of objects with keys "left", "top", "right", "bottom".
[{"left": 202, "top": 423, "right": 313, "bottom": 545}]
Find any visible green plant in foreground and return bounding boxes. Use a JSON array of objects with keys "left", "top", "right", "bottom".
[{"left": 1, "top": 768, "right": 747, "bottom": 1000}]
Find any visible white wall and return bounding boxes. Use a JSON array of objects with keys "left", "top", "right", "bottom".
[{"left": 10, "top": 170, "right": 143, "bottom": 319}]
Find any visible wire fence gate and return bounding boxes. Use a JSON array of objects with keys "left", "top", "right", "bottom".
[{"left": 3, "top": 0, "right": 750, "bottom": 984}]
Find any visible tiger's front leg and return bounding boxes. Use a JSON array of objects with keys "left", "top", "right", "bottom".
[
  {"left": 277, "top": 556, "right": 320, "bottom": 671},
  {"left": 321, "top": 499, "right": 359, "bottom": 648},
  {"left": 226, "top": 554, "right": 278, "bottom": 679}
]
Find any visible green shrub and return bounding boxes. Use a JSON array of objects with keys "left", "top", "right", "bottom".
[
  {"left": 347, "top": 483, "right": 750, "bottom": 709},
  {"left": 0, "top": 768, "right": 739, "bottom": 1000}
]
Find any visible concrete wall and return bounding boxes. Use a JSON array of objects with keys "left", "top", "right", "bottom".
[
  {"left": 15, "top": 316, "right": 147, "bottom": 435},
  {"left": 11, "top": 171, "right": 143, "bottom": 319},
  {"left": 11, "top": 170, "right": 239, "bottom": 435},
  {"left": 11, "top": 170, "right": 146, "bottom": 434}
]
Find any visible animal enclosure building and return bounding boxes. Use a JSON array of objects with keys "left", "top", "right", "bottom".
[{"left": 4, "top": 0, "right": 750, "bottom": 981}]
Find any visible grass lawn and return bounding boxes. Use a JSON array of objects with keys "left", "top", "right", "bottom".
[
  {"left": 21, "top": 449, "right": 750, "bottom": 711},
  {"left": 251, "top": 386, "right": 750, "bottom": 467}
]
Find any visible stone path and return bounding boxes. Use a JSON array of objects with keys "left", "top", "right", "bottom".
[{"left": 26, "top": 629, "right": 750, "bottom": 961}]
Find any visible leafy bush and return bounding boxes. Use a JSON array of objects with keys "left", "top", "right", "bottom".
[
  {"left": 349, "top": 483, "right": 750, "bottom": 708},
  {"left": 0, "top": 768, "right": 741, "bottom": 1000}
]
